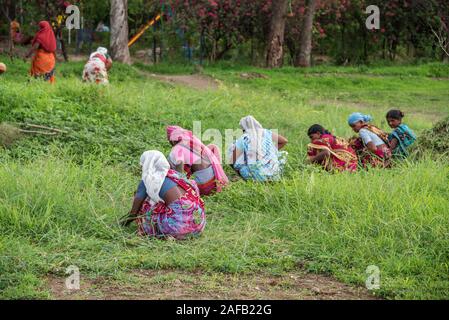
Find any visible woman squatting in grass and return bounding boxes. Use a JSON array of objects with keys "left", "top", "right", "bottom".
[
  {"left": 229, "top": 115, "right": 288, "bottom": 182},
  {"left": 386, "top": 109, "right": 417, "bottom": 159},
  {"left": 82, "top": 47, "right": 113, "bottom": 84},
  {"left": 123, "top": 151, "right": 206, "bottom": 240},
  {"left": 166, "top": 125, "right": 229, "bottom": 196},
  {"left": 306, "top": 124, "right": 358, "bottom": 172},
  {"left": 348, "top": 113, "right": 392, "bottom": 168}
]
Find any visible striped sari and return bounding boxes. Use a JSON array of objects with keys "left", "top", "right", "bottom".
[
  {"left": 308, "top": 134, "right": 358, "bottom": 172},
  {"left": 350, "top": 125, "right": 392, "bottom": 168},
  {"left": 232, "top": 129, "right": 287, "bottom": 182}
]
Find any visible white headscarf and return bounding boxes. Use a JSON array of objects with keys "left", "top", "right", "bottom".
[
  {"left": 140, "top": 150, "right": 170, "bottom": 204},
  {"left": 90, "top": 47, "right": 108, "bottom": 61},
  {"left": 239, "top": 115, "right": 263, "bottom": 132},
  {"left": 239, "top": 115, "right": 265, "bottom": 161}
]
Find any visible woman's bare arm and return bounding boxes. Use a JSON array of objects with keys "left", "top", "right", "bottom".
[
  {"left": 366, "top": 141, "right": 378, "bottom": 153},
  {"left": 308, "top": 149, "right": 330, "bottom": 164},
  {"left": 272, "top": 132, "right": 288, "bottom": 150},
  {"left": 389, "top": 137, "right": 398, "bottom": 150},
  {"left": 106, "top": 58, "right": 113, "bottom": 70},
  {"left": 232, "top": 146, "right": 244, "bottom": 165},
  {"left": 174, "top": 163, "right": 184, "bottom": 174},
  {"left": 129, "top": 196, "right": 145, "bottom": 216},
  {"left": 25, "top": 42, "right": 39, "bottom": 58}
]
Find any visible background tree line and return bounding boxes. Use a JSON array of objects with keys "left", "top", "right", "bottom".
[{"left": 1, "top": 0, "right": 448, "bottom": 67}]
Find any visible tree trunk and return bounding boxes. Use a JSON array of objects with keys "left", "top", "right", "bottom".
[
  {"left": 266, "top": 0, "right": 288, "bottom": 68},
  {"left": 110, "top": 0, "right": 131, "bottom": 64},
  {"left": 296, "top": 0, "right": 318, "bottom": 67},
  {"left": 445, "top": 25, "right": 449, "bottom": 62}
]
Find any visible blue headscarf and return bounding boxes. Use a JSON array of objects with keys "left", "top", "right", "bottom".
[{"left": 348, "top": 113, "right": 373, "bottom": 125}]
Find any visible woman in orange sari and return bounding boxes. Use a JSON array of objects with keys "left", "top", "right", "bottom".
[
  {"left": 25, "top": 21, "right": 57, "bottom": 83},
  {"left": 307, "top": 124, "right": 358, "bottom": 172}
]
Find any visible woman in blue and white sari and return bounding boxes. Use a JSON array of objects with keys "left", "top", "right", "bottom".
[{"left": 229, "top": 116, "right": 288, "bottom": 182}]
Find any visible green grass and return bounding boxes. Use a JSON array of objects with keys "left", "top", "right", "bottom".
[{"left": 1, "top": 55, "right": 449, "bottom": 299}]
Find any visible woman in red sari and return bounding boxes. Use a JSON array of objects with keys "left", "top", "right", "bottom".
[
  {"left": 307, "top": 124, "right": 358, "bottom": 172},
  {"left": 25, "top": 21, "right": 57, "bottom": 83}
]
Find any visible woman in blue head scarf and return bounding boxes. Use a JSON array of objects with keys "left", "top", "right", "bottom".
[{"left": 348, "top": 112, "right": 391, "bottom": 168}]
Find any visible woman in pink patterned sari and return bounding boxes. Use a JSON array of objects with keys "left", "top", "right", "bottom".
[
  {"left": 123, "top": 151, "right": 206, "bottom": 240},
  {"left": 166, "top": 125, "right": 229, "bottom": 196}
]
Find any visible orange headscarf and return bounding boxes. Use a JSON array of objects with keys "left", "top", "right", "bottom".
[{"left": 10, "top": 21, "right": 20, "bottom": 32}]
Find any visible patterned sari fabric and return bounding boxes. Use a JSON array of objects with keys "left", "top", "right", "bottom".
[
  {"left": 232, "top": 129, "right": 287, "bottom": 182},
  {"left": 350, "top": 125, "right": 392, "bottom": 168},
  {"left": 388, "top": 124, "right": 416, "bottom": 158},
  {"left": 136, "top": 169, "right": 206, "bottom": 240},
  {"left": 188, "top": 166, "right": 217, "bottom": 196},
  {"left": 308, "top": 134, "right": 358, "bottom": 172},
  {"left": 30, "top": 49, "right": 56, "bottom": 83},
  {"left": 167, "top": 126, "right": 229, "bottom": 196},
  {"left": 169, "top": 144, "right": 222, "bottom": 196},
  {"left": 82, "top": 53, "right": 109, "bottom": 84}
]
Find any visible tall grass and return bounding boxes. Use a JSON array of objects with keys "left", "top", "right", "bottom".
[
  {"left": 0, "top": 57, "right": 448, "bottom": 299},
  {"left": 0, "top": 156, "right": 448, "bottom": 299}
]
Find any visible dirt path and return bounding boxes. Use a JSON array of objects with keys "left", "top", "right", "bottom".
[
  {"left": 47, "top": 269, "right": 378, "bottom": 300},
  {"left": 140, "top": 71, "right": 221, "bottom": 91}
]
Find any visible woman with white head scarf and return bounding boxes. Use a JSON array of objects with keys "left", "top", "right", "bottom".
[
  {"left": 123, "top": 150, "right": 206, "bottom": 240},
  {"left": 82, "top": 47, "right": 112, "bottom": 84},
  {"left": 229, "top": 115, "right": 288, "bottom": 182}
]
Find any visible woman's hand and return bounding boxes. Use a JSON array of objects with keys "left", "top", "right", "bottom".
[
  {"left": 106, "top": 59, "right": 113, "bottom": 70},
  {"left": 366, "top": 141, "right": 378, "bottom": 154},
  {"left": 24, "top": 43, "right": 39, "bottom": 59},
  {"left": 120, "top": 212, "right": 136, "bottom": 227},
  {"left": 309, "top": 149, "right": 330, "bottom": 164}
]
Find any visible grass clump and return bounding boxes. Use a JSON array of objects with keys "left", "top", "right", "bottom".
[
  {"left": 0, "top": 123, "right": 22, "bottom": 147},
  {"left": 417, "top": 117, "right": 449, "bottom": 156}
]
